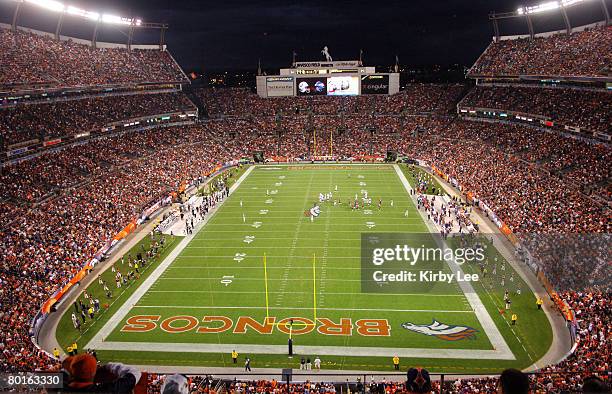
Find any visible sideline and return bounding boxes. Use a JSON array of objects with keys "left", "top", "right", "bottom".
[
  {"left": 417, "top": 164, "right": 572, "bottom": 371},
  {"left": 85, "top": 165, "right": 255, "bottom": 349},
  {"left": 392, "top": 164, "right": 514, "bottom": 361},
  {"left": 126, "top": 365, "right": 499, "bottom": 383},
  {"left": 37, "top": 165, "right": 248, "bottom": 356},
  {"left": 92, "top": 340, "right": 512, "bottom": 360}
]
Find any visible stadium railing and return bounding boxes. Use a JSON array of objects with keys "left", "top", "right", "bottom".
[
  {"left": 456, "top": 105, "right": 611, "bottom": 143},
  {"left": 2, "top": 111, "right": 198, "bottom": 162},
  {"left": 141, "top": 371, "right": 611, "bottom": 393}
]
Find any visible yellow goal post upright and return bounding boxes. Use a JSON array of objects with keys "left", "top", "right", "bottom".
[{"left": 262, "top": 253, "right": 318, "bottom": 329}]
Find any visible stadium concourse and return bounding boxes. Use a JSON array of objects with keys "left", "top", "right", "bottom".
[{"left": 0, "top": 13, "right": 610, "bottom": 394}]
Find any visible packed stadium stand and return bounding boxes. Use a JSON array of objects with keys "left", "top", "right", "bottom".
[
  {"left": 0, "top": 5, "right": 610, "bottom": 393},
  {"left": 468, "top": 24, "right": 611, "bottom": 78},
  {"left": 196, "top": 84, "right": 466, "bottom": 116},
  {"left": 0, "top": 92, "right": 196, "bottom": 147},
  {"left": 0, "top": 28, "right": 188, "bottom": 90},
  {"left": 459, "top": 85, "right": 611, "bottom": 134}
]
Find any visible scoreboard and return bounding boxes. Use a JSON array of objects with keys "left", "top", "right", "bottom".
[{"left": 256, "top": 60, "right": 399, "bottom": 97}]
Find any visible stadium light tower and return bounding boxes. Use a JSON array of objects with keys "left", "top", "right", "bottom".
[
  {"left": 516, "top": 0, "right": 574, "bottom": 34},
  {"left": 489, "top": 0, "right": 609, "bottom": 41},
  {"left": 8, "top": 0, "right": 168, "bottom": 49}
]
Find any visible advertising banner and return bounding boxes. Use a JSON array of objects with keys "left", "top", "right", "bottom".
[{"left": 361, "top": 75, "right": 389, "bottom": 94}]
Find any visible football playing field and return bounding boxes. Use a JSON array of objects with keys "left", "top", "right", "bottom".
[{"left": 61, "top": 164, "right": 553, "bottom": 372}]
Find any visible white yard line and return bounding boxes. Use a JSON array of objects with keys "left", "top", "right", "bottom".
[
  {"left": 85, "top": 166, "right": 255, "bottom": 349},
  {"left": 206, "top": 220, "right": 423, "bottom": 222},
  {"left": 175, "top": 256, "right": 368, "bottom": 259},
  {"left": 157, "top": 277, "right": 425, "bottom": 281},
  {"left": 172, "top": 257, "right": 364, "bottom": 260},
  {"left": 187, "top": 224, "right": 424, "bottom": 231},
  {"left": 146, "top": 290, "right": 465, "bottom": 297},
  {"left": 129, "top": 305, "right": 473, "bottom": 313},
  {"left": 166, "top": 266, "right": 403, "bottom": 270},
  {"left": 392, "top": 164, "right": 515, "bottom": 360},
  {"left": 88, "top": 165, "right": 515, "bottom": 362},
  {"left": 274, "top": 172, "right": 314, "bottom": 307},
  {"left": 185, "top": 245, "right": 416, "bottom": 249},
  {"left": 91, "top": 341, "right": 514, "bottom": 360}
]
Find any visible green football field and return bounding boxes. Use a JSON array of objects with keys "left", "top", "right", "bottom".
[{"left": 58, "top": 164, "right": 553, "bottom": 372}]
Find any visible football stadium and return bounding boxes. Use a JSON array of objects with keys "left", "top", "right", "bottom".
[{"left": 0, "top": 0, "right": 610, "bottom": 392}]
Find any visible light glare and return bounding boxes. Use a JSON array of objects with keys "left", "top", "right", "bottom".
[
  {"left": 26, "top": 1, "right": 139, "bottom": 25},
  {"left": 25, "top": 0, "right": 64, "bottom": 12},
  {"left": 517, "top": 0, "right": 590, "bottom": 14}
]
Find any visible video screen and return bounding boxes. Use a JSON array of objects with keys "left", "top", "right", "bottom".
[
  {"left": 266, "top": 77, "right": 294, "bottom": 97},
  {"left": 296, "top": 78, "right": 327, "bottom": 96},
  {"left": 326, "top": 76, "right": 359, "bottom": 96},
  {"left": 361, "top": 75, "right": 389, "bottom": 94}
]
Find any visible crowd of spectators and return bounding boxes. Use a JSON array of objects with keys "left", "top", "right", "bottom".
[
  {"left": 0, "top": 92, "right": 195, "bottom": 147},
  {"left": 0, "top": 13, "right": 609, "bottom": 392},
  {"left": 196, "top": 84, "right": 465, "bottom": 117},
  {"left": 435, "top": 289, "right": 610, "bottom": 393},
  {"left": 402, "top": 120, "right": 610, "bottom": 234},
  {"left": 0, "top": 28, "right": 187, "bottom": 90},
  {"left": 460, "top": 85, "right": 612, "bottom": 134},
  {"left": 1, "top": 112, "right": 608, "bottom": 227},
  {"left": 0, "top": 124, "right": 235, "bottom": 373},
  {"left": 468, "top": 25, "right": 611, "bottom": 78},
  {"left": 0, "top": 82, "right": 609, "bottom": 394},
  {"left": 1, "top": 114, "right": 609, "bottom": 377}
]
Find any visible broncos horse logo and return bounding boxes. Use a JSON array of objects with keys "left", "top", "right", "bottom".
[{"left": 401, "top": 320, "right": 477, "bottom": 341}]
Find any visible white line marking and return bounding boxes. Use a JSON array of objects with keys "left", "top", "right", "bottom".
[
  {"left": 146, "top": 290, "right": 465, "bottom": 297},
  {"left": 85, "top": 166, "right": 256, "bottom": 349},
  {"left": 87, "top": 165, "right": 516, "bottom": 362},
  {"left": 393, "top": 164, "right": 514, "bottom": 360},
  {"left": 130, "top": 305, "right": 473, "bottom": 313},
  {"left": 90, "top": 341, "right": 514, "bottom": 360}
]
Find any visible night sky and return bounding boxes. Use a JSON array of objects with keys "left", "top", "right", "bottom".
[
  {"left": 6, "top": 0, "right": 607, "bottom": 71},
  {"left": 118, "top": 0, "right": 510, "bottom": 70}
]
